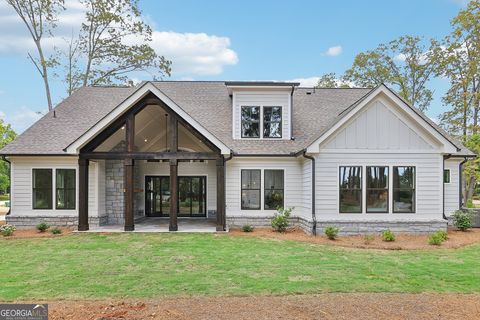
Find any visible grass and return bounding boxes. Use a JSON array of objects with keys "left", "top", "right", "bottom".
[
  {"left": 0, "top": 233, "right": 480, "bottom": 300},
  {"left": 0, "top": 194, "right": 9, "bottom": 202}
]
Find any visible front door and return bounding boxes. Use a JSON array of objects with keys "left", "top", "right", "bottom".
[{"left": 145, "top": 176, "right": 206, "bottom": 217}]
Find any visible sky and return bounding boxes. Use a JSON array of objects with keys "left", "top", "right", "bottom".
[{"left": 0, "top": 0, "right": 471, "bottom": 133}]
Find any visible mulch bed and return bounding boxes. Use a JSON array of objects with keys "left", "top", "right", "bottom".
[
  {"left": 19, "top": 293, "right": 480, "bottom": 320},
  {"left": 229, "top": 227, "right": 480, "bottom": 250},
  {"left": 0, "top": 228, "right": 73, "bottom": 240}
]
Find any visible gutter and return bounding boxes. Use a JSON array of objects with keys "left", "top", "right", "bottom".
[
  {"left": 290, "top": 85, "right": 295, "bottom": 141},
  {"left": 302, "top": 151, "right": 317, "bottom": 236},
  {"left": 1, "top": 156, "right": 11, "bottom": 215}
]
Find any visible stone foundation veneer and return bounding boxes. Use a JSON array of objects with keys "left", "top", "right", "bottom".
[
  {"left": 5, "top": 215, "right": 107, "bottom": 229},
  {"left": 226, "top": 217, "right": 447, "bottom": 235}
]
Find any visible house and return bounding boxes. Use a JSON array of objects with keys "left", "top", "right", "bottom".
[{"left": 0, "top": 81, "right": 474, "bottom": 234}]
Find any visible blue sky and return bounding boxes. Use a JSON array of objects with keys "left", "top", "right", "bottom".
[{"left": 0, "top": 0, "right": 469, "bottom": 133}]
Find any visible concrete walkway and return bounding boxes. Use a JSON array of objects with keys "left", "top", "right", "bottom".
[{"left": 85, "top": 217, "right": 219, "bottom": 233}]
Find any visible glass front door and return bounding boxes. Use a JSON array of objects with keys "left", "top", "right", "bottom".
[{"left": 145, "top": 176, "right": 206, "bottom": 217}]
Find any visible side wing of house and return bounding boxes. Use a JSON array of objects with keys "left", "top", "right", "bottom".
[{"left": 306, "top": 88, "right": 459, "bottom": 233}]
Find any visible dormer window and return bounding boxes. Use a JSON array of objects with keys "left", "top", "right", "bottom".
[
  {"left": 263, "top": 106, "right": 282, "bottom": 138},
  {"left": 241, "top": 106, "right": 260, "bottom": 138},
  {"left": 241, "top": 105, "right": 282, "bottom": 139}
]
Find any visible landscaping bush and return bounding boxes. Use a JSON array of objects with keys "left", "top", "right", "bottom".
[
  {"left": 242, "top": 225, "right": 254, "bottom": 232},
  {"left": 428, "top": 230, "right": 447, "bottom": 246},
  {"left": 382, "top": 229, "right": 396, "bottom": 242},
  {"left": 51, "top": 227, "right": 62, "bottom": 235},
  {"left": 36, "top": 222, "right": 50, "bottom": 233},
  {"left": 0, "top": 224, "right": 16, "bottom": 237},
  {"left": 324, "top": 226, "right": 339, "bottom": 240},
  {"left": 452, "top": 210, "right": 473, "bottom": 231},
  {"left": 363, "top": 234, "right": 375, "bottom": 244},
  {"left": 271, "top": 207, "right": 293, "bottom": 233}
]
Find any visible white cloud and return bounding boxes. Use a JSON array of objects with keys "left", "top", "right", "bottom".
[
  {"left": 149, "top": 31, "right": 238, "bottom": 76},
  {"left": 0, "top": 1, "right": 239, "bottom": 77},
  {"left": 288, "top": 77, "right": 321, "bottom": 87},
  {"left": 324, "top": 45, "right": 343, "bottom": 57},
  {"left": 3, "top": 106, "right": 44, "bottom": 133}
]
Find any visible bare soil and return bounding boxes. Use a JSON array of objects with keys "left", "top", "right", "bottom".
[
  {"left": 23, "top": 293, "right": 479, "bottom": 320},
  {"left": 0, "top": 228, "right": 73, "bottom": 240},
  {"left": 229, "top": 227, "right": 480, "bottom": 250}
]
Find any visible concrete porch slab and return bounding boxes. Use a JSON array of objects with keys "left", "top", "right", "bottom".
[{"left": 83, "top": 217, "right": 219, "bottom": 233}]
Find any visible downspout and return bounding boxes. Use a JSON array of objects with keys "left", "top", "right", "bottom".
[
  {"left": 302, "top": 151, "right": 316, "bottom": 235},
  {"left": 1, "top": 156, "right": 11, "bottom": 215},
  {"left": 459, "top": 157, "right": 469, "bottom": 209},
  {"left": 443, "top": 154, "right": 451, "bottom": 220},
  {"left": 290, "top": 85, "right": 294, "bottom": 140}
]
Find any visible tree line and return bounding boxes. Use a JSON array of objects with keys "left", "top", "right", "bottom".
[{"left": 316, "top": 1, "right": 480, "bottom": 205}]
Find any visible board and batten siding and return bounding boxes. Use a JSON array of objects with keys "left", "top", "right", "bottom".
[
  {"left": 232, "top": 91, "right": 291, "bottom": 140},
  {"left": 225, "top": 157, "right": 310, "bottom": 219},
  {"left": 9, "top": 157, "right": 99, "bottom": 217},
  {"left": 136, "top": 160, "right": 217, "bottom": 214},
  {"left": 444, "top": 158, "right": 462, "bottom": 217}
]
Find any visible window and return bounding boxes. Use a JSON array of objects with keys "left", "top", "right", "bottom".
[
  {"left": 264, "top": 170, "right": 284, "bottom": 209},
  {"left": 33, "top": 169, "right": 53, "bottom": 209},
  {"left": 393, "top": 166, "right": 415, "bottom": 213},
  {"left": 339, "top": 166, "right": 362, "bottom": 213},
  {"left": 56, "top": 169, "right": 76, "bottom": 210},
  {"left": 241, "top": 106, "right": 260, "bottom": 138},
  {"left": 241, "top": 170, "right": 261, "bottom": 209},
  {"left": 366, "top": 166, "right": 389, "bottom": 213},
  {"left": 263, "top": 107, "right": 282, "bottom": 138},
  {"left": 444, "top": 169, "right": 450, "bottom": 183}
]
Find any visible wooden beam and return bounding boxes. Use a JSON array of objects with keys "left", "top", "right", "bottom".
[
  {"left": 78, "top": 158, "right": 89, "bottom": 231},
  {"left": 169, "top": 159, "right": 178, "bottom": 231},
  {"left": 124, "top": 114, "right": 135, "bottom": 231},
  {"left": 216, "top": 157, "right": 226, "bottom": 231},
  {"left": 80, "top": 152, "right": 219, "bottom": 160}
]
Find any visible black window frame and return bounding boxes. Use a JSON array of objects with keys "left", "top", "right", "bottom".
[
  {"left": 32, "top": 168, "right": 53, "bottom": 210},
  {"left": 393, "top": 166, "right": 416, "bottom": 213},
  {"left": 263, "top": 106, "right": 283, "bottom": 139},
  {"left": 444, "top": 169, "right": 451, "bottom": 184},
  {"left": 55, "top": 169, "right": 76, "bottom": 210},
  {"left": 339, "top": 166, "right": 362, "bottom": 213},
  {"left": 264, "top": 169, "right": 284, "bottom": 210},
  {"left": 241, "top": 169, "right": 261, "bottom": 210},
  {"left": 241, "top": 106, "right": 261, "bottom": 138},
  {"left": 366, "top": 166, "right": 389, "bottom": 213}
]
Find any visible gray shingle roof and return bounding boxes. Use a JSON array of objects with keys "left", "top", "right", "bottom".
[{"left": 0, "top": 81, "right": 473, "bottom": 156}]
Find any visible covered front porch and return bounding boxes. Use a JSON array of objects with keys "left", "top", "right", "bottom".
[{"left": 76, "top": 91, "right": 228, "bottom": 232}]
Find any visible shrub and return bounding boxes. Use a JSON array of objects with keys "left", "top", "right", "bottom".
[
  {"left": 0, "top": 224, "right": 16, "bottom": 237},
  {"left": 428, "top": 230, "right": 447, "bottom": 246},
  {"left": 271, "top": 207, "right": 294, "bottom": 233},
  {"left": 452, "top": 210, "right": 473, "bottom": 231},
  {"left": 363, "top": 234, "right": 375, "bottom": 244},
  {"left": 242, "top": 225, "right": 253, "bottom": 232},
  {"left": 36, "top": 222, "right": 50, "bottom": 233},
  {"left": 324, "top": 226, "right": 339, "bottom": 240},
  {"left": 51, "top": 227, "right": 62, "bottom": 235},
  {"left": 382, "top": 229, "right": 396, "bottom": 242}
]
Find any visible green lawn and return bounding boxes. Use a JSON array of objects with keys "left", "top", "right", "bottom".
[{"left": 0, "top": 233, "right": 479, "bottom": 300}]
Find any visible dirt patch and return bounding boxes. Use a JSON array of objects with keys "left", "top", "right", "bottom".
[
  {"left": 15, "top": 293, "right": 479, "bottom": 320},
  {"left": 229, "top": 227, "right": 480, "bottom": 250},
  {"left": 0, "top": 228, "right": 73, "bottom": 240}
]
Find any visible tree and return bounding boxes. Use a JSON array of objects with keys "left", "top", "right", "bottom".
[
  {"left": 0, "top": 120, "right": 17, "bottom": 194},
  {"left": 6, "top": 0, "right": 65, "bottom": 111},
  {"left": 315, "top": 73, "right": 350, "bottom": 88},
  {"left": 436, "top": 0, "right": 480, "bottom": 203},
  {"left": 343, "top": 35, "right": 437, "bottom": 111},
  {"left": 60, "top": 0, "right": 171, "bottom": 92}
]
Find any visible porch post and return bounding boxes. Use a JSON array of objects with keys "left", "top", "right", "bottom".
[
  {"left": 124, "top": 113, "right": 135, "bottom": 231},
  {"left": 78, "top": 158, "right": 89, "bottom": 231},
  {"left": 169, "top": 159, "right": 178, "bottom": 231},
  {"left": 124, "top": 159, "right": 135, "bottom": 231},
  {"left": 169, "top": 114, "right": 178, "bottom": 231},
  {"left": 216, "top": 157, "right": 226, "bottom": 231}
]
